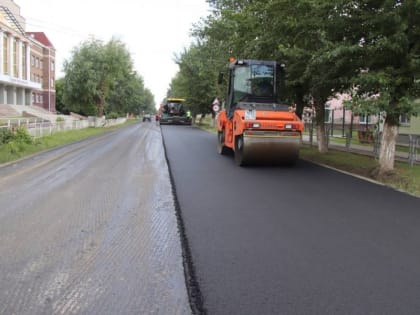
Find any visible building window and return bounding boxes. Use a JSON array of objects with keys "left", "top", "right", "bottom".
[
  {"left": 32, "top": 93, "right": 34, "bottom": 103},
  {"left": 13, "top": 38, "right": 18, "bottom": 77},
  {"left": 31, "top": 55, "right": 35, "bottom": 66},
  {"left": 51, "top": 61, "right": 55, "bottom": 71},
  {"left": 3, "top": 36, "right": 8, "bottom": 75},
  {"left": 40, "top": 95, "right": 43, "bottom": 103},
  {"left": 324, "top": 105, "right": 332, "bottom": 123},
  {"left": 400, "top": 114, "right": 411, "bottom": 126},
  {"left": 51, "top": 79, "right": 54, "bottom": 88},
  {"left": 36, "top": 94, "right": 39, "bottom": 103},
  {"left": 40, "top": 60, "right": 43, "bottom": 69},
  {"left": 22, "top": 45, "right": 27, "bottom": 80},
  {"left": 359, "top": 114, "right": 372, "bottom": 124}
]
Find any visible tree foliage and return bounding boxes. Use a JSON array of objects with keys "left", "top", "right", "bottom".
[
  {"left": 62, "top": 37, "right": 155, "bottom": 117},
  {"left": 169, "top": 42, "right": 227, "bottom": 116},
  {"left": 54, "top": 78, "right": 66, "bottom": 114}
]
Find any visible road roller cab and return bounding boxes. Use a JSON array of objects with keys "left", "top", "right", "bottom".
[{"left": 216, "top": 59, "right": 304, "bottom": 166}]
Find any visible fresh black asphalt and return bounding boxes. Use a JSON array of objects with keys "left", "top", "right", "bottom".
[{"left": 161, "top": 125, "right": 420, "bottom": 315}]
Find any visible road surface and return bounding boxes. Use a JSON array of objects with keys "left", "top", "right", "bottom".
[
  {"left": 162, "top": 125, "right": 420, "bottom": 315},
  {"left": 0, "top": 122, "right": 191, "bottom": 315}
]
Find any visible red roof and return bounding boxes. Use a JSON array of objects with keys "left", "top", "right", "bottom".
[{"left": 26, "top": 32, "right": 55, "bottom": 49}]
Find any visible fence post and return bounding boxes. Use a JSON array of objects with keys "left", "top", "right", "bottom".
[{"left": 408, "top": 134, "right": 419, "bottom": 167}]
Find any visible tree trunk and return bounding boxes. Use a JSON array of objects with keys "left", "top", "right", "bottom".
[
  {"left": 378, "top": 118, "right": 398, "bottom": 175},
  {"left": 314, "top": 100, "right": 328, "bottom": 153},
  {"left": 97, "top": 82, "right": 106, "bottom": 117},
  {"left": 316, "top": 123, "right": 328, "bottom": 153},
  {"left": 97, "top": 97, "right": 105, "bottom": 117}
]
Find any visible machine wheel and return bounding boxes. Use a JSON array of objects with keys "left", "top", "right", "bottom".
[
  {"left": 234, "top": 135, "right": 246, "bottom": 166},
  {"left": 217, "top": 131, "right": 230, "bottom": 155}
]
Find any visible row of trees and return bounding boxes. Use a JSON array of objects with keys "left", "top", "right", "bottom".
[
  {"left": 56, "top": 38, "right": 155, "bottom": 117},
  {"left": 169, "top": 0, "right": 420, "bottom": 174}
]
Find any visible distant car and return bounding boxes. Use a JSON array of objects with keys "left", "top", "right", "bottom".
[{"left": 142, "top": 114, "right": 152, "bottom": 122}]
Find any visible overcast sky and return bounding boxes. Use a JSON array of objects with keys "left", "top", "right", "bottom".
[{"left": 16, "top": 0, "right": 210, "bottom": 105}]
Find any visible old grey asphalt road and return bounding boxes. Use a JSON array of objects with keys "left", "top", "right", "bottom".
[
  {"left": 161, "top": 125, "right": 420, "bottom": 315},
  {"left": 0, "top": 122, "right": 191, "bottom": 315}
]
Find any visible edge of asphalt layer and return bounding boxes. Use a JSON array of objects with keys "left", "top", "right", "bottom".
[{"left": 160, "top": 128, "right": 206, "bottom": 315}]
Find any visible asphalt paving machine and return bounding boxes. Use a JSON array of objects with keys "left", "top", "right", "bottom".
[
  {"left": 216, "top": 59, "right": 304, "bottom": 165},
  {"left": 159, "top": 98, "right": 192, "bottom": 125}
]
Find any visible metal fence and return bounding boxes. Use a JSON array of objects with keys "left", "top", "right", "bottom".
[
  {"left": 0, "top": 117, "right": 127, "bottom": 139},
  {"left": 304, "top": 122, "right": 420, "bottom": 166}
]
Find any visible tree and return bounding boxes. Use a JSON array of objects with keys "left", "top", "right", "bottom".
[
  {"left": 107, "top": 72, "right": 155, "bottom": 116},
  {"left": 54, "top": 78, "right": 67, "bottom": 114},
  {"left": 336, "top": 0, "right": 420, "bottom": 174},
  {"left": 170, "top": 43, "right": 225, "bottom": 117},
  {"left": 63, "top": 37, "right": 140, "bottom": 117}
]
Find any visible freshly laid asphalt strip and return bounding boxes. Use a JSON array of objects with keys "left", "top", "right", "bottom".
[{"left": 161, "top": 125, "right": 420, "bottom": 315}]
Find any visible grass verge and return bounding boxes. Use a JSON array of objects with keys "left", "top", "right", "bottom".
[{"left": 0, "top": 119, "right": 138, "bottom": 165}]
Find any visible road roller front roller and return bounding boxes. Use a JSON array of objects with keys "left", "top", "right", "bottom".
[{"left": 216, "top": 59, "right": 304, "bottom": 166}]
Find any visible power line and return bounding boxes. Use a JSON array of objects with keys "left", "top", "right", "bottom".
[{"left": 24, "top": 17, "right": 87, "bottom": 38}]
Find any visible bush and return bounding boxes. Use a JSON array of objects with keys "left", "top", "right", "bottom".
[
  {"left": 0, "top": 128, "right": 14, "bottom": 144},
  {"left": 14, "top": 127, "right": 33, "bottom": 144},
  {"left": 106, "top": 112, "right": 120, "bottom": 119}
]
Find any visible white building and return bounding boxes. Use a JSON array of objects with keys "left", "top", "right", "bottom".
[{"left": 0, "top": 0, "right": 55, "bottom": 111}]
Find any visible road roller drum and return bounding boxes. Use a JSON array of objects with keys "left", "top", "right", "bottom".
[{"left": 235, "top": 132, "right": 301, "bottom": 166}]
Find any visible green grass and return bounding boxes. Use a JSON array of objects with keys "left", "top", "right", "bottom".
[{"left": 0, "top": 119, "right": 138, "bottom": 164}]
